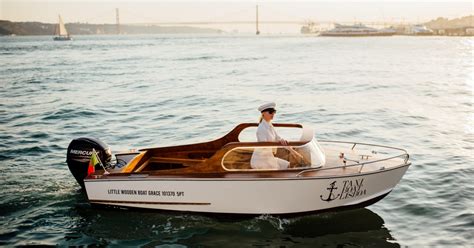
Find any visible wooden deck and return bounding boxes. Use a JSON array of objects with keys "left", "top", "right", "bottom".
[
  {"left": 94, "top": 123, "right": 409, "bottom": 179},
  {"left": 96, "top": 144, "right": 407, "bottom": 179}
]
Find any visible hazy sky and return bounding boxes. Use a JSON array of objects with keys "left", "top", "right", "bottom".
[{"left": 1, "top": 1, "right": 472, "bottom": 33}]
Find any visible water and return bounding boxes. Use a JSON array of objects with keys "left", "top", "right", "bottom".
[{"left": 1, "top": 35, "right": 472, "bottom": 247}]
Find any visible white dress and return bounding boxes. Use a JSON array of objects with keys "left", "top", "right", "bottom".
[{"left": 250, "top": 120, "right": 290, "bottom": 169}]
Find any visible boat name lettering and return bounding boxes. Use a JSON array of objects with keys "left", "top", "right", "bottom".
[
  {"left": 107, "top": 189, "right": 184, "bottom": 197},
  {"left": 320, "top": 179, "right": 366, "bottom": 202},
  {"left": 339, "top": 179, "right": 366, "bottom": 200}
]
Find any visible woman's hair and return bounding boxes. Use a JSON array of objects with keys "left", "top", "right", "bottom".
[{"left": 259, "top": 114, "right": 263, "bottom": 123}]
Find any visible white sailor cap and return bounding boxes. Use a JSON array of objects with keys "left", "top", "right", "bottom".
[{"left": 258, "top": 102, "right": 276, "bottom": 112}]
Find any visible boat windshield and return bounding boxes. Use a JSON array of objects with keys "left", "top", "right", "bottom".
[{"left": 222, "top": 128, "right": 326, "bottom": 171}]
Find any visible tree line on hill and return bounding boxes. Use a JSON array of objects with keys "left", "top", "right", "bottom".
[{"left": 0, "top": 20, "right": 222, "bottom": 36}]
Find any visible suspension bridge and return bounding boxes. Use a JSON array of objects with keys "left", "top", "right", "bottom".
[{"left": 90, "top": 6, "right": 413, "bottom": 35}]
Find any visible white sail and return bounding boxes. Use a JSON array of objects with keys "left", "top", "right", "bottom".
[{"left": 58, "top": 15, "right": 68, "bottom": 36}]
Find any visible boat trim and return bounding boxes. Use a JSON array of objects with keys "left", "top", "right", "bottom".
[
  {"left": 90, "top": 199, "right": 211, "bottom": 205},
  {"left": 84, "top": 162, "right": 410, "bottom": 182}
]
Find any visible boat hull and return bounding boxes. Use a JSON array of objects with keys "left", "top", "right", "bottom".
[
  {"left": 54, "top": 36, "right": 72, "bottom": 41},
  {"left": 84, "top": 164, "right": 410, "bottom": 214},
  {"left": 319, "top": 32, "right": 395, "bottom": 37}
]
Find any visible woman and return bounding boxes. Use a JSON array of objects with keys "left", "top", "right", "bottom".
[{"left": 250, "top": 102, "right": 290, "bottom": 169}]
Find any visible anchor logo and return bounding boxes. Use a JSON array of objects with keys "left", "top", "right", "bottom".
[{"left": 320, "top": 181, "right": 340, "bottom": 202}]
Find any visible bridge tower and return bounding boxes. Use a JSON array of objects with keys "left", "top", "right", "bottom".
[
  {"left": 116, "top": 8, "right": 121, "bottom": 35},
  {"left": 256, "top": 5, "right": 260, "bottom": 35}
]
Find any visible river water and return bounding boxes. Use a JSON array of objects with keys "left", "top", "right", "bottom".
[{"left": 0, "top": 35, "right": 472, "bottom": 247}]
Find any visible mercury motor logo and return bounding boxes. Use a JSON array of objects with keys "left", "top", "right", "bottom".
[
  {"left": 69, "top": 149, "right": 93, "bottom": 156},
  {"left": 320, "top": 179, "right": 367, "bottom": 202}
]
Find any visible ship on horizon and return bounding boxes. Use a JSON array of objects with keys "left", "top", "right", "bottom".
[{"left": 314, "top": 23, "right": 396, "bottom": 37}]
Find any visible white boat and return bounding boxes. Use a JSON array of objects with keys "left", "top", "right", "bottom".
[
  {"left": 409, "top": 24, "right": 434, "bottom": 36},
  {"left": 320, "top": 23, "right": 396, "bottom": 37},
  {"left": 66, "top": 123, "right": 411, "bottom": 215},
  {"left": 53, "top": 15, "right": 72, "bottom": 41},
  {"left": 300, "top": 22, "right": 319, "bottom": 35}
]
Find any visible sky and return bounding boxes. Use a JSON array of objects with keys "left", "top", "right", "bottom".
[{"left": 1, "top": 1, "right": 472, "bottom": 33}]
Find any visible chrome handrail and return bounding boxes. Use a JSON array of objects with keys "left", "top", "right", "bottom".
[
  {"left": 318, "top": 140, "right": 409, "bottom": 153},
  {"left": 296, "top": 140, "right": 410, "bottom": 177},
  {"left": 296, "top": 153, "right": 409, "bottom": 177}
]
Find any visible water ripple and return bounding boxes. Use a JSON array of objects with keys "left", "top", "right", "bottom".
[{"left": 0, "top": 34, "right": 472, "bottom": 247}]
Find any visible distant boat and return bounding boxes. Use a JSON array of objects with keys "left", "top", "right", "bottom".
[
  {"left": 320, "top": 23, "right": 396, "bottom": 37},
  {"left": 300, "top": 22, "right": 320, "bottom": 35},
  {"left": 409, "top": 25, "right": 434, "bottom": 36},
  {"left": 53, "top": 15, "right": 72, "bottom": 41}
]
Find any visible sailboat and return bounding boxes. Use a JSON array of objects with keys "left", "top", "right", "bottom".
[{"left": 53, "top": 15, "right": 72, "bottom": 41}]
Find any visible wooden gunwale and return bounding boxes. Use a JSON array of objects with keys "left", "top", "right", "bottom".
[
  {"left": 102, "top": 123, "right": 409, "bottom": 178},
  {"left": 86, "top": 162, "right": 410, "bottom": 181},
  {"left": 125, "top": 123, "right": 305, "bottom": 173}
]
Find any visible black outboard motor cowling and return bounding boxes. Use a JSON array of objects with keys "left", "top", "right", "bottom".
[{"left": 67, "top": 137, "right": 111, "bottom": 188}]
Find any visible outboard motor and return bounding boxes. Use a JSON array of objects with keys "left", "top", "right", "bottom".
[{"left": 66, "top": 137, "right": 112, "bottom": 188}]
